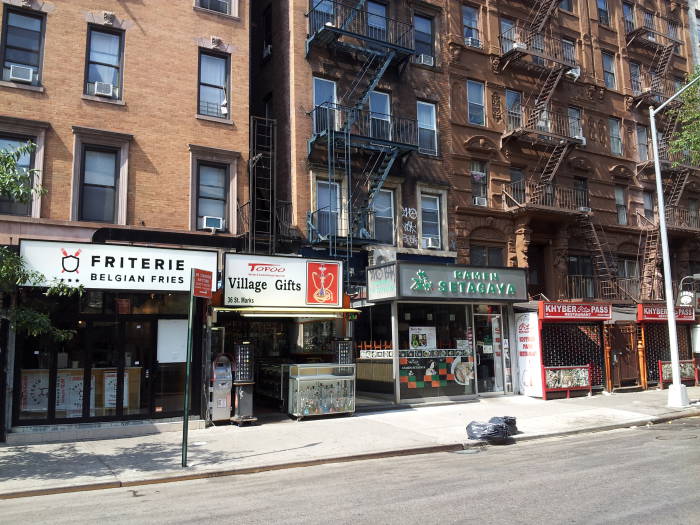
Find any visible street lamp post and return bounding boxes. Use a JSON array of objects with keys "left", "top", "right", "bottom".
[{"left": 649, "top": 74, "right": 700, "bottom": 408}]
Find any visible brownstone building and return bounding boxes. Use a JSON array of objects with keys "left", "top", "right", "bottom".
[
  {"left": 250, "top": 1, "right": 698, "bottom": 404},
  {"left": 0, "top": 0, "right": 249, "bottom": 437}
]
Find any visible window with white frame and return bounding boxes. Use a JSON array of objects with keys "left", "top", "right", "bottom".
[
  {"left": 316, "top": 179, "right": 340, "bottom": 238},
  {"left": 602, "top": 51, "right": 616, "bottom": 89},
  {"left": 499, "top": 18, "right": 515, "bottom": 55},
  {"left": 0, "top": 134, "right": 34, "bottom": 216},
  {"left": 643, "top": 191, "right": 654, "bottom": 220},
  {"left": 417, "top": 101, "right": 437, "bottom": 155},
  {"left": 367, "top": 2, "right": 387, "bottom": 42},
  {"left": 414, "top": 15, "right": 433, "bottom": 61},
  {"left": 568, "top": 106, "right": 582, "bottom": 138},
  {"left": 197, "top": 0, "right": 234, "bottom": 16},
  {"left": 369, "top": 90, "right": 391, "bottom": 141},
  {"left": 609, "top": 117, "right": 622, "bottom": 155},
  {"left": 629, "top": 61, "right": 642, "bottom": 94},
  {"left": 562, "top": 38, "right": 576, "bottom": 64},
  {"left": 420, "top": 194, "right": 441, "bottom": 249},
  {"left": 615, "top": 185, "right": 628, "bottom": 225},
  {"left": 505, "top": 89, "right": 522, "bottom": 130},
  {"left": 372, "top": 188, "right": 394, "bottom": 244},
  {"left": 637, "top": 125, "right": 648, "bottom": 161},
  {"left": 313, "top": 77, "right": 337, "bottom": 134},
  {"left": 471, "top": 160, "right": 488, "bottom": 205},
  {"left": 467, "top": 80, "right": 485, "bottom": 126},
  {"left": 462, "top": 5, "right": 480, "bottom": 48}
]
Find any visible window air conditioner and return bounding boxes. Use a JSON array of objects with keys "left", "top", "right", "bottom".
[
  {"left": 512, "top": 41, "right": 527, "bottom": 51},
  {"left": 424, "top": 237, "right": 440, "bottom": 249},
  {"left": 94, "top": 82, "right": 114, "bottom": 97},
  {"left": 473, "top": 196, "right": 488, "bottom": 207},
  {"left": 464, "top": 37, "right": 482, "bottom": 49},
  {"left": 415, "top": 54, "right": 434, "bottom": 66},
  {"left": 565, "top": 66, "right": 581, "bottom": 81},
  {"left": 578, "top": 206, "right": 592, "bottom": 213},
  {"left": 9, "top": 64, "right": 33, "bottom": 83},
  {"left": 262, "top": 44, "right": 272, "bottom": 59},
  {"left": 202, "top": 216, "right": 225, "bottom": 231},
  {"left": 574, "top": 135, "right": 587, "bottom": 146}
]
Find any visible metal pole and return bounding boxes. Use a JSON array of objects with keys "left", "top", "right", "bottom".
[
  {"left": 182, "top": 269, "right": 197, "bottom": 467},
  {"left": 649, "top": 107, "right": 689, "bottom": 408}
]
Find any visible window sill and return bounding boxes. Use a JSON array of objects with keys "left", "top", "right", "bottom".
[
  {"left": 196, "top": 114, "right": 234, "bottom": 125},
  {"left": 192, "top": 5, "right": 240, "bottom": 21},
  {"left": 81, "top": 94, "right": 126, "bottom": 106},
  {"left": 0, "top": 80, "right": 44, "bottom": 93}
]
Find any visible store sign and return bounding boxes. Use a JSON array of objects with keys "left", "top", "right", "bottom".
[
  {"left": 224, "top": 254, "right": 342, "bottom": 307},
  {"left": 367, "top": 264, "right": 397, "bottom": 301},
  {"left": 19, "top": 240, "right": 217, "bottom": 292},
  {"left": 637, "top": 304, "right": 695, "bottom": 322},
  {"left": 398, "top": 263, "right": 527, "bottom": 301},
  {"left": 515, "top": 312, "right": 543, "bottom": 398},
  {"left": 539, "top": 302, "right": 612, "bottom": 321}
]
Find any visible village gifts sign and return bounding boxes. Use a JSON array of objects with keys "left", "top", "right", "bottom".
[
  {"left": 367, "top": 262, "right": 527, "bottom": 302},
  {"left": 224, "top": 254, "right": 342, "bottom": 307},
  {"left": 19, "top": 240, "right": 217, "bottom": 292}
]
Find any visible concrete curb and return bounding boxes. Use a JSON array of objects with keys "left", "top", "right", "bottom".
[{"left": 1, "top": 409, "right": 698, "bottom": 500}]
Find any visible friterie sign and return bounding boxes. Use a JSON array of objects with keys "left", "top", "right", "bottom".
[
  {"left": 224, "top": 255, "right": 342, "bottom": 307},
  {"left": 539, "top": 302, "right": 612, "bottom": 321}
]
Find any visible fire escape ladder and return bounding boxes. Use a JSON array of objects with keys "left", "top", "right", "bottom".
[
  {"left": 576, "top": 214, "right": 618, "bottom": 298},
  {"left": 367, "top": 147, "right": 398, "bottom": 205},
  {"left": 249, "top": 116, "right": 277, "bottom": 254},
  {"left": 526, "top": 0, "right": 561, "bottom": 37},
  {"left": 341, "top": 49, "right": 395, "bottom": 114},
  {"left": 664, "top": 169, "right": 689, "bottom": 208},
  {"left": 531, "top": 141, "right": 571, "bottom": 204},
  {"left": 525, "top": 67, "right": 565, "bottom": 129},
  {"left": 640, "top": 226, "right": 660, "bottom": 301},
  {"left": 652, "top": 42, "right": 674, "bottom": 78}
]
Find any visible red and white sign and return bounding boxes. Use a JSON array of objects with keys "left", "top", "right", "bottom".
[
  {"left": 224, "top": 254, "right": 342, "bottom": 307},
  {"left": 192, "top": 268, "right": 213, "bottom": 299},
  {"left": 637, "top": 304, "right": 695, "bottom": 322},
  {"left": 539, "top": 302, "right": 612, "bottom": 321},
  {"left": 515, "top": 312, "right": 543, "bottom": 398}
]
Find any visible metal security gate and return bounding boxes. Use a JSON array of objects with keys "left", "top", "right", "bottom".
[
  {"left": 643, "top": 323, "right": 691, "bottom": 384},
  {"left": 541, "top": 323, "right": 605, "bottom": 388}
]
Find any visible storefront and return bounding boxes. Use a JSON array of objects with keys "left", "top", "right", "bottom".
[
  {"left": 212, "top": 254, "right": 358, "bottom": 416},
  {"left": 519, "top": 302, "right": 610, "bottom": 399},
  {"left": 11, "top": 240, "right": 217, "bottom": 426},
  {"left": 358, "top": 262, "right": 527, "bottom": 404},
  {"left": 637, "top": 304, "right": 696, "bottom": 387}
]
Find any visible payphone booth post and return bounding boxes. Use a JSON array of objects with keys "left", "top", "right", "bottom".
[{"left": 232, "top": 342, "right": 257, "bottom": 425}]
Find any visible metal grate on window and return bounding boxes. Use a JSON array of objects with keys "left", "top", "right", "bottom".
[
  {"left": 644, "top": 324, "right": 691, "bottom": 383},
  {"left": 541, "top": 323, "right": 605, "bottom": 387}
]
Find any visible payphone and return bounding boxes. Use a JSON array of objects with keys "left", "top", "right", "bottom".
[{"left": 209, "top": 354, "right": 233, "bottom": 422}]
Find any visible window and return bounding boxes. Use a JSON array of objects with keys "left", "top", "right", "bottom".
[
  {"left": 313, "top": 77, "right": 336, "bottom": 133},
  {"left": 629, "top": 62, "right": 642, "bottom": 94},
  {"left": 0, "top": 134, "right": 33, "bottom": 216},
  {"left": 510, "top": 168, "right": 524, "bottom": 204},
  {"left": 574, "top": 177, "right": 589, "bottom": 208},
  {"left": 367, "top": 2, "right": 387, "bottom": 42},
  {"left": 317, "top": 180, "right": 339, "bottom": 238},
  {"left": 262, "top": 5, "right": 272, "bottom": 56},
  {"left": 369, "top": 90, "right": 391, "bottom": 140},
  {"left": 310, "top": 0, "right": 335, "bottom": 33},
  {"left": 85, "top": 27, "right": 123, "bottom": 99},
  {"left": 471, "top": 160, "right": 488, "bottom": 203},
  {"left": 609, "top": 117, "right": 622, "bottom": 155},
  {"left": 643, "top": 191, "right": 654, "bottom": 220},
  {"left": 637, "top": 125, "right": 648, "bottom": 161},
  {"left": 667, "top": 20, "right": 681, "bottom": 54},
  {"left": 197, "top": 0, "right": 232, "bottom": 15},
  {"left": 602, "top": 51, "right": 616, "bottom": 89},
  {"left": 505, "top": 89, "right": 522, "bottom": 129},
  {"left": 372, "top": 189, "right": 394, "bottom": 244},
  {"left": 470, "top": 245, "right": 504, "bottom": 267},
  {"left": 414, "top": 15, "right": 433, "bottom": 59},
  {"left": 562, "top": 38, "right": 576, "bottom": 64},
  {"left": 689, "top": 199, "right": 699, "bottom": 228},
  {"left": 198, "top": 50, "right": 229, "bottom": 119},
  {"left": 417, "top": 101, "right": 437, "bottom": 155},
  {"left": 597, "top": 0, "right": 609, "bottom": 26},
  {"left": 568, "top": 255, "right": 594, "bottom": 298},
  {"left": 559, "top": 0, "right": 573, "bottom": 12},
  {"left": 623, "top": 3, "right": 634, "bottom": 33},
  {"left": 420, "top": 194, "right": 440, "bottom": 248},
  {"left": 1, "top": 8, "right": 44, "bottom": 85},
  {"left": 568, "top": 255, "right": 593, "bottom": 276},
  {"left": 568, "top": 106, "right": 582, "bottom": 138},
  {"left": 500, "top": 18, "right": 515, "bottom": 55},
  {"left": 615, "top": 186, "right": 627, "bottom": 225},
  {"left": 643, "top": 11, "right": 655, "bottom": 41},
  {"left": 196, "top": 162, "right": 228, "bottom": 230},
  {"left": 462, "top": 5, "right": 480, "bottom": 47},
  {"left": 618, "top": 258, "right": 638, "bottom": 279},
  {"left": 80, "top": 146, "right": 119, "bottom": 223},
  {"left": 467, "top": 80, "right": 485, "bottom": 126}
]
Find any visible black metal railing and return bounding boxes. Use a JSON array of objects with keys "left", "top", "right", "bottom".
[
  {"left": 311, "top": 103, "right": 418, "bottom": 148},
  {"left": 499, "top": 27, "right": 578, "bottom": 67},
  {"left": 307, "top": 0, "right": 414, "bottom": 51},
  {"left": 503, "top": 181, "right": 588, "bottom": 211},
  {"left": 506, "top": 105, "right": 582, "bottom": 140},
  {"left": 307, "top": 205, "right": 376, "bottom": 243}
]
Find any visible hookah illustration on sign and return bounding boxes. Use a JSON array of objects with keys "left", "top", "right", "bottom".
[{"left": 311, "top": 263, "right": 335, "bottom": 303}]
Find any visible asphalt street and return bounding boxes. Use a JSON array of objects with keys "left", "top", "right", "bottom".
[{"left": 2, "top": 417, "right": 699, "bottom": 524}]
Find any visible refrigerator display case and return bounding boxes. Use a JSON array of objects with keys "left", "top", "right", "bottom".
[{"left": 288, "top": 363, "right": 355, "bottom": 419}]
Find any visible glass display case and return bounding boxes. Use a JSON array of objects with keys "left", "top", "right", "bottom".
[{"left": 288, "top": 363, "right": 355, "bottom": 418}]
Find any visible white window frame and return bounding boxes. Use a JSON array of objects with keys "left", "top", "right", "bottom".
[
  {"left": 602, "top": 51, "right": 616, "bottom": 89},
  {"left": 416, "top": 187, "right": 448, "bottom": 251},
  {"left": 609, "top": 117, "right": 622, "bottom": 156},
  {"left": 615, "top": 185, "right": 628, "bottom": 225},
  {"left": 417, "top": 101, "right": 437, "bottom": 155},
  {"left": 194, "top": 0, "right": 239, "bottom": 18},
  {"left": 311, "top": 172, "right": 347, "bottom": 239},
  {"left": 313, "top": 77, "right": 337, "bottom": 134},
  {"left": 636, "top": 125, "right": 648, "bottom": 162},
  {"left": 369, "top": 90, "right": 391, "bottom": 141},
  {"left": 371, "top": 188, "right": 395, "bottom": 245},
  {"left": 188, "top": 144, "right": 239, "bottom": 232},
  {"left": 467, "top": 80, "right": 485, "bottom": 126}
]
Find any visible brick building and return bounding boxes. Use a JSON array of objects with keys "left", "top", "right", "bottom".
[
  {"left": 0, "top": 0, "right": 249, "bottom": 436},
  {"left": 249, "top": 1, "right": 698, "bottom": 403}
]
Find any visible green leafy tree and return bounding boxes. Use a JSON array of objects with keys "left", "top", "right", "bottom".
[
  {"left": 669, "top": 68, "right": 700, "bottom": 168},
  {"left": 0, "top": 142, "right": 80, "bottom": 342}
]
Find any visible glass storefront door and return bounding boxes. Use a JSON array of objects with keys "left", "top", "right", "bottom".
[{"left": 473, "top": 305, "right": 504, "bottom": 393}]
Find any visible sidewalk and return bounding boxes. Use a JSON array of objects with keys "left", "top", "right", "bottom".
[{"left": 1, "top": 387, "right": 699, "bottom": 499}]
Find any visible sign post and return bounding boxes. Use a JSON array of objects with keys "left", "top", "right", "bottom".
[{"left": 182, "top": 268, "right": 213, "bottom": 468}]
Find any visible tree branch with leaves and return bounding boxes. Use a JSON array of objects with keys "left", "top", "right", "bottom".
[{"left": 669, "top": 68, "right": 700, "bottom": 169}]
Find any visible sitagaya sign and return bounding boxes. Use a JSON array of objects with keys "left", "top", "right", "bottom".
[
  {"left": 19, "top": 240, "right": 217, "bottom": 292},
  {"left": 224, "top": 254, "right": 342, "bottom": 307}
]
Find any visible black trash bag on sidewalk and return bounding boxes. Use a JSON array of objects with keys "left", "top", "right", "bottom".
[
  {"left": 466, "top": 421, "right": 510, "bottom": 441},
  {"left": 488, "top": 416, "right": 517, "bottom": 436}
]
